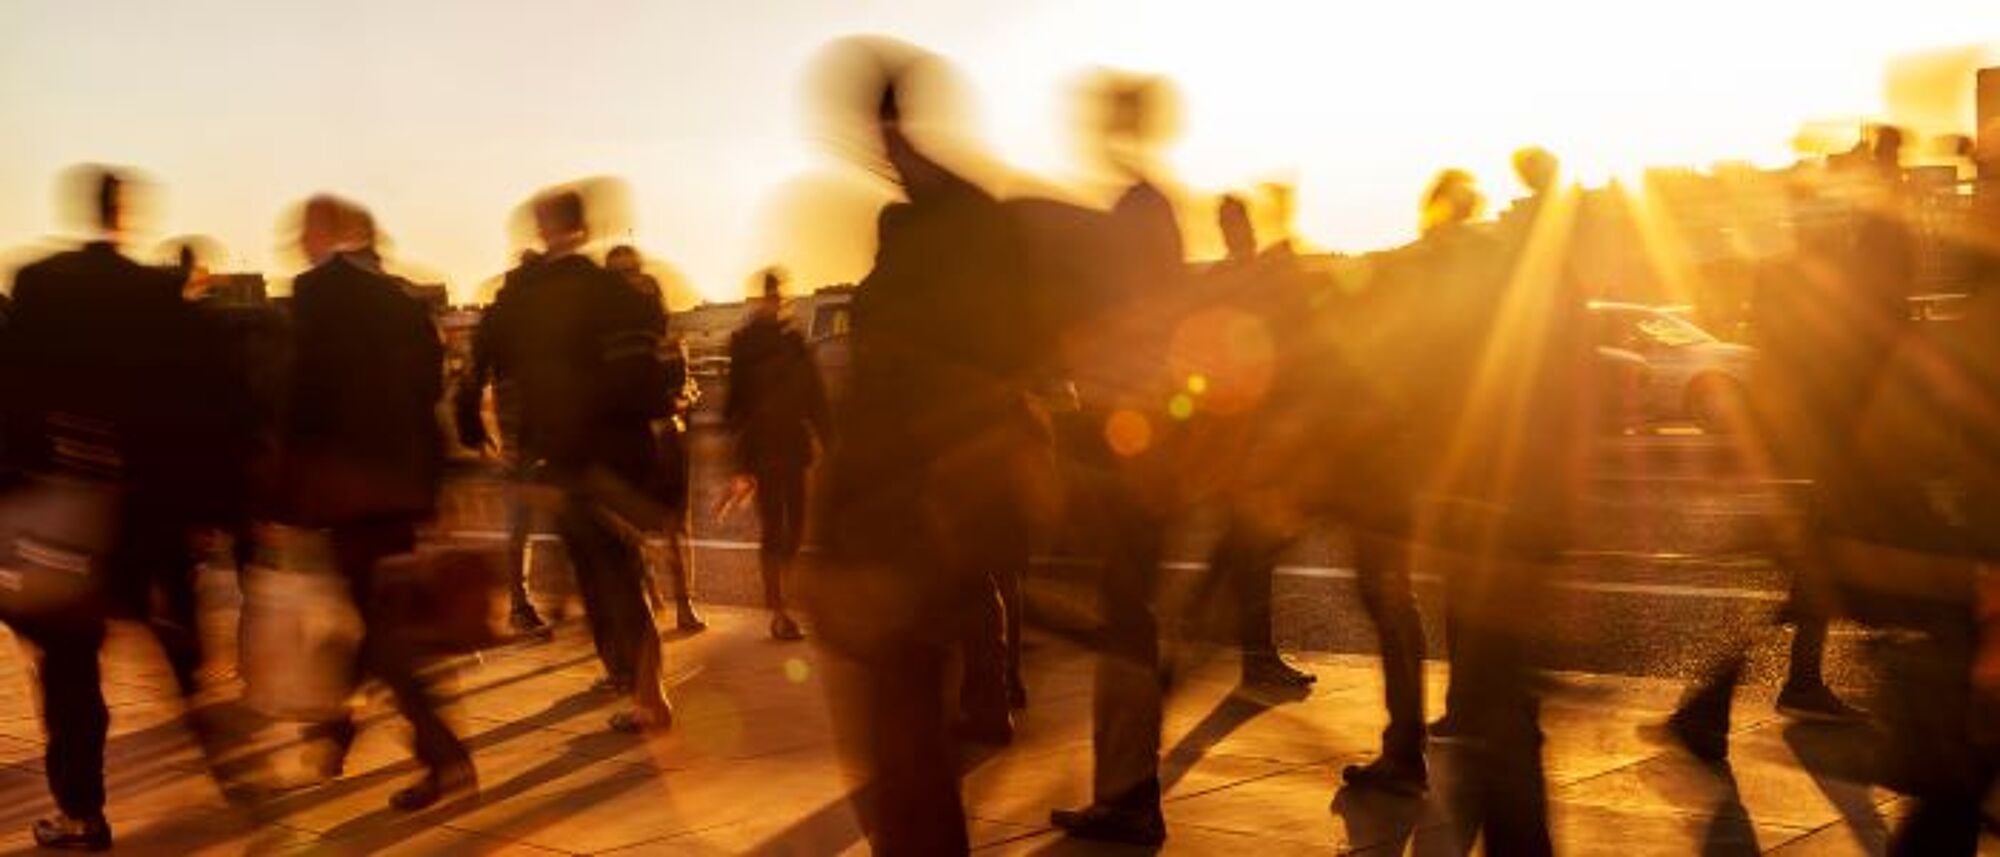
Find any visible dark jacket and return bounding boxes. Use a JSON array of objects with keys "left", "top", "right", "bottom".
[
  {"left": 473, "top": 253, "right": 665, "bottom": 482},
  {"left": 2, "top": 242, "right": 244, "bottom": 499},
  {"left": 724, "top": 313, "right": 830, "bottom": 475},
  {"left": 282, "top": 254, "right": 443, "bottom": 524},
  {"left": 0, "top": 241, "right": 250, "bottom": 611}
]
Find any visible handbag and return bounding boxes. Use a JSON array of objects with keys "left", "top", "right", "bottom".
[
  {"left": 239, "top": 525, "right": 361, "bottom": 722},
  {"left": 371, "top": 543, "right": 508, "bottom": 655},
  {"left": 0, "top": 473, "right": 119, "bottom": 621}
]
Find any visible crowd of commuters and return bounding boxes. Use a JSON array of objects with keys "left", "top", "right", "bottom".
[{"left": 1, "top": 38, "right": 1997, "bottom": 856}]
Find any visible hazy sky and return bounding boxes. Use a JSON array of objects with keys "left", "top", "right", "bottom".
[{"left": 2, "top": 0, "right": 1994, "bottom": 304}]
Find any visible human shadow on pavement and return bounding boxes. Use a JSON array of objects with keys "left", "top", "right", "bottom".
[{"left": 1781, "top": 719, "right": 1890, "bottom": 853}]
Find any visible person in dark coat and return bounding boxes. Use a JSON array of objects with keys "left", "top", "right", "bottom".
[
  {"left": 0, "top": 167, "right": 250, "bottom": 850},
  {"left": 461, "top": 188, "right": 673, "bottom": 733},
  {"left": 725, "top": 268, "right": 831, "bottom": 641},
  {"left": 807, "top": 48, "right": 1042, "bottom": 853},
  {"left": 281, "top": 195, "right": 473, "bottom": 811},
  {"left": 607, "top": 244, "right": 704, "bottom": 632}
]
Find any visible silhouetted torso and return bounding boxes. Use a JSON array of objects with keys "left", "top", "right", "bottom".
[
  {"left": 724, "top": 314, "right": 829, "bottom": 475},
  {"left": 1, "top": 242, "right": 240, "bottom": 510},
  {"left": 282, "top": 254, "right": 444, "bottom": 524},
  {"left": 478, "top": 253, "right": 664, "bottom": 480}
]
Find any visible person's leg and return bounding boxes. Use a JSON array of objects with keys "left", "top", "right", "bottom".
[
  {"left": 1448, "top": 553, "right": 1553, "bottom": 856},
  {"left": 1882, "top": 607, "right": 1986, "bottom": 856},
  {"left": 114, "top": 515, "right": 202, "bottom": 699},
  {"left": 1217, "top": 516, "right": 1313, "bottom": 687},
  {"left": 1344, "top": 530, "right": 1427, "bottom": 791},
  {"left": 557, "top": 493, "right": 637, "bottom": 686},
  {"left": 759, "top": 466, "right": 806, "bottom": 638},
  {"left": 505, "top": 470, "right": 545, "bottom": 631},
  {"left": 662, "top": 508, "right": 705, "bottom": 631},
  {"left": 17, "top": 616, "right": 111, "bottom": 832},
  {"left": 1053, "top": 475, "right": 1168, "bottom": 845},
  {"left": 856, "top": 641, "right": 968, "bottom": 855},
  {"left": 330, "top": 520, "right": 475, "bottom": 809}
]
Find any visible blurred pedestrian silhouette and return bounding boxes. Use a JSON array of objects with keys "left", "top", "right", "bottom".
[
  {"left": 459, "top": 247, "right": 558, "bottom": 637},
  {"left": 608, "top": 243, "right": 704, "bottom": 633},
  {"left": 1197, "top": 192, "right": 1432, "bottom": 797},
  {"left": 461, "top": 187, "right": 674, "bottom": 734},
  {"left": 0, "top": 167, "right": 253, "bottom": 849},
  {"left": 807, "top": 41, "right": 1040, "bottom": 854},
  {"left": 279, "top": 194, "right": 473, "bottom": 810},
  {"left": 725, "top": 267, "right": 830, "bottom": 641},
  {"left": 1048, "top": 72, "right": 1191, "bottom": 849}
]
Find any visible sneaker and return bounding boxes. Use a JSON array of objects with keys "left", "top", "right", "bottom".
[
  {"left": 675, "top": 603, "right": 708, "bottom": 633},
  {"left": 1049, "top": 802, "right": 1166, "bottom": 847},
  {"left": 510, "top": 609, "right": 552, "bottom": 642},
  {"left": 1340, "top": 755, "right": 1428, "bottom": 797},
  {"left": 31, "top": 815, "right": 111, "bottom": 851},
  {"left": 1776, "top": 683, "right": 1865, "bottom": 723},
  {"left": 1242, "top": 654, "right": 1317, "bottom": 689}
]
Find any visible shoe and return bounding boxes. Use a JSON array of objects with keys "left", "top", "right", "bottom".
[
  {"left": 1640, "top": 714, "right": 1728, "bottom": 764},
  {"left": 1050, "top": 803, "right": 1166, "bottom": 847},
  {"left": 303, "top": 717, "right": 358, "bottom": 780},
  {"left": 953, "top": 713, "right": 1014, "bottom": 747},
  {"left": 770, "top": 613, "right": 806, "bottom": 642},
  {"left": 609, "top": 703, "right": 674, "bottom": 734},
  {"left": 1776, "top": 683, "right": 1865, "bottom": 723},
  {"left": 31, "top": 815, "right": 110, "bottom": 851},
  {"left": 389, "top": 764, "right": 476, "bottom": 812},
  {"left": 592, "top": 675, "right": 633, "bottom": 695},
  {"left": 675, "top": 603, "right": 708, "bottom": 633},
  {"left": 510, "top": 609, "right": 553, "bottom": 642},
  {"left": 1341, "top": 756, "right": 1428, "bottom": 797},
  {"left": 1242, "top": 654, "right": 1317, "bottom": 689}
]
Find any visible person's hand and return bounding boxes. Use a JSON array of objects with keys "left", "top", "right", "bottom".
[{"left": 713, "top": 474, "right": 756, "bottom": 525}]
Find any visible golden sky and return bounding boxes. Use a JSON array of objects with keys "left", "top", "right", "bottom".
[{"left": 1, "top": 0, "right": 1994, "bottom": 305}]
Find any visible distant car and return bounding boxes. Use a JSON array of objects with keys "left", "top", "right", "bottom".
[{"left": 1588, "top": 302, "right": 1755, "bottom": 433}]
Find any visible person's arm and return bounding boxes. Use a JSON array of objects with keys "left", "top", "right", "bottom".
[
  {"left": 453, "top": 302, "right": 498, "bottom": 450},
  {"left": 796, "top": 332, "right": 834, "bottom": 448}
]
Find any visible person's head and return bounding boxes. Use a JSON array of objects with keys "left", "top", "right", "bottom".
[
  {"left": 1867, "top": 124, "right": 1906, "bottom": 175},
  {"left": 1512, "top": 147, "right": 1559, "bottom": 196},
  {"left": 300, "top": 195, "right": 347, "bottom": 265},
  {"left": 94, "top": 169, "right": 125, "bottom": 236},
  {"left": 534, "top": 189, "right": 588, "bottom": 254},
  {"left": 299, "top": 195, "right": 373, "bottom": 265},
  {"left": 754, "top": 267, "right": 786, "bottom": 316},
  {"left": 605, "top": 244, "right": 641, "bottom": 277},
  {"left": 1420, "top": 169, "right": 1483, "bottom": 234},
  {"left": 1217, "top": 194, "right": 1255, "bottom": 261}
]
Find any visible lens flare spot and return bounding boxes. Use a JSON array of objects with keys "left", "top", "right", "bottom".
[
  {"left": 1104, "top": 409, "right": 1153, "bottom": 457},
  {"left": 1186, "top": 373, "right": 1208, "bottom": 394},
  {"left": 784, "top": 657, "right": 811, "bottom": 684},
  {"left": 1168, "top": 393, "right": 1195, "bottom": 421}
]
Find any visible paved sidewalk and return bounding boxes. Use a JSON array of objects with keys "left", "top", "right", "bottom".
[{"left": 0, "top": 601, "right": 1988, "bottom": 855}]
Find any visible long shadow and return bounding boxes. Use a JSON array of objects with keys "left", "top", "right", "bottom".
[
  {"left": 1158, "top": 681, "right": 1309, "bottom": 793},
  {"left": 1780, "top": 720, "right": 1890, "bottom": 853},
  {"left": 1331, "top": 781, "right": 1431, "bottom": 855},
  {"left": 243, "top": 685, "right": 618, "bottom": 830},
  {"left": 316, "top": 724, "right": 657, "bottom": 851},
  {"left": 1697, "top": 766, "right": 1761, "bottom": 857}
]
